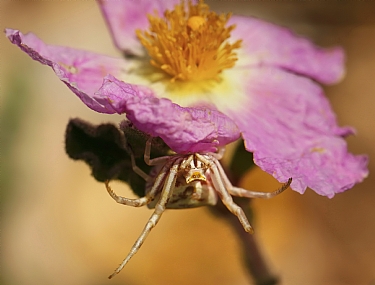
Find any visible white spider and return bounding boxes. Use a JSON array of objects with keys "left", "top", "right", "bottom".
[{"left": 105, "top": 138, "right": 292, "bottom": 278}]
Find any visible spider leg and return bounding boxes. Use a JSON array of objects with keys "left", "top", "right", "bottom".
[
  {"left": 229, "top": 178, "right": 292, "bottom": 198},
  {"left": 212, "top": 158, "right": 292, "bottom": 199},
  {"left": 180, "top": 154, "right": 194, "bottom": 169},
  {"left": 210, "top": 147, "right": 225, "bottom": 160},
  {"left": 105, "top": 162, "right": 171, "bottom": 207},
  {"left": 196, "top": 154, "right": 254, "bottom": 234},
  {"left": 127, "top": 143, "right": 150, "bottom": 181},
  {"left": 108, "top": 161, "right": 180, "bottom": 279},
  {"left": 144, "top": 138, "right": 171, "bottom": 166},
  {"left": 117, "top": 129, "right": 151, "bottom": 181}
]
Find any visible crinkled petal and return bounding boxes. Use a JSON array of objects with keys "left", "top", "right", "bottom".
[
  {"left": 97, "top": 75, "right": 240, "bottom": 153},
  {"left": 229, "top": 16, "right": 345, "bottom": 84},
  {"left": 222, "top": 66, "right": 368, "bottom": 197},
  {"left": 6, "top": 28, "right": 125, "bottom": 113},
  {"left": 98, "top": 0, "right": 184, "bottom": 56},
  {"left": 94, "top": 75, "right": 155, "bottom": 114}
]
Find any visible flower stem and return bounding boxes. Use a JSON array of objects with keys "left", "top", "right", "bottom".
[{"left": 210, "top": 198, "right": 278, "bottom": 285}]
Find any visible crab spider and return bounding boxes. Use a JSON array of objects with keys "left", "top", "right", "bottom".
[{"left": 105, "top": 138, "right": 292, "bottom": 278}]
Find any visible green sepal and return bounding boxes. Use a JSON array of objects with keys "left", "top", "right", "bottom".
[{"left": 65, "top": 118, "right": 170, "bottom": 197}]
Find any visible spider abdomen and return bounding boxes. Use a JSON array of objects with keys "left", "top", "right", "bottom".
[{"left": 147, "top": 176, "right": 218, "bottom": 209}]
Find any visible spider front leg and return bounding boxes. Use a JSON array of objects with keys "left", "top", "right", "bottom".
[
  {"left": 212, "top": 158, "right": 292, "bottom": 199},
  {"left": 144, "top": 138, "right": 171, "bottom": 166},
  {"left": 119, "top": 131, "right": 151, "bottom": 181},
  {"left": 105, "top": 162, "right": 171, "bottom": 207},
  {"left": 211, "top": 147, "right": 225, "bottom": 160},
  {"left": 195, "top": 154, "right": 254, "bottom": 233},
  {"left": 229, "top": 177, "right": 292, "bottom": 199},
  {"left": 108, "top": 162, "right": 180, "bottom": 279}
]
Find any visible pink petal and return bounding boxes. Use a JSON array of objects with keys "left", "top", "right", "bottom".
[
  {"left": 223, "top": 66, "right": 368, "bottom": 197},
  {"left": 97, "top": 0, "right": 183, "bottom": 55},
  {"left": 230, "top": 16, "right": 345, "bottom": 84},
  {"left": 97, "top": 75, "right": 241, "bottom": 153},
  {"left": 6, "top": 28, "right": 125, "bottom": 113},
  {"left": 94, "top": 74, "right": 155, "bottom": 114}
]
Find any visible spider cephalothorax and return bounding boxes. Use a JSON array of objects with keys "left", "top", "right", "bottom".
[
  {"left": 105, "top": 139, "right": 292, "bottom": 278},
  {"left": 146, "top": 153, "right": 217, "bottom": 209}
]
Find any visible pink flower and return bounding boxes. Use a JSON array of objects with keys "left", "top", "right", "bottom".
[{"left": 5, "top": 0, "right": 368, "bottom": 197}]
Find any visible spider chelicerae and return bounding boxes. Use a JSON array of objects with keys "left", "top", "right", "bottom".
[{"left": 105, "top": 138, "right": 292, "bottom": 278}]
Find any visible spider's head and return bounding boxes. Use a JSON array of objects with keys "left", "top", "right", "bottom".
[
  {"left": 183, "top": 155, "right": 208, "bottom": 184},
  {"left": 185, "top": 170, "right": 207, "bottom": 184}
]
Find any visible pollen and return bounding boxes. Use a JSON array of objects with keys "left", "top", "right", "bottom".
[
  {"left": 187, "top": 16, "right": 206, "bottom": 31},
  {"left": 136, "top": 0, "right": 242, "bottom": 82}
]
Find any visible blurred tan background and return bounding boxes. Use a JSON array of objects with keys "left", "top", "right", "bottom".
[{"left": 1, "top": 1, "right": 374, "bottom": 285}]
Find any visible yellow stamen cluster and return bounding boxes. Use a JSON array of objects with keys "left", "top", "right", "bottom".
[{"left": 136, "top": 1, "right": 241, "bottom": 82}]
